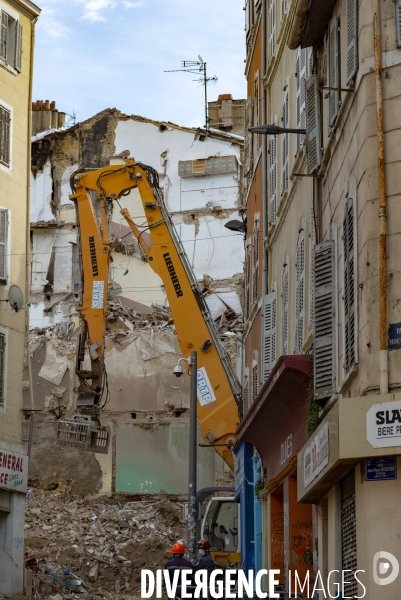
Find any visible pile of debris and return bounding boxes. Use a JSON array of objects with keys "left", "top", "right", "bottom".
[{"left": 24, "top": 489, "right": 187, "bottom": 599}]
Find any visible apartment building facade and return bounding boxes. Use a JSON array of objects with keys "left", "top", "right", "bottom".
[
  {"left": 239, "top": 0, "right": 401, "bottom": 597},
  {"left": 0, "top": 0, "right": 40, "bottom": 595}
]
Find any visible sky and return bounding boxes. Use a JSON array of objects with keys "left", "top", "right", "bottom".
[{"left": 33, "top": 0, "right": 246, "bottom": 128}]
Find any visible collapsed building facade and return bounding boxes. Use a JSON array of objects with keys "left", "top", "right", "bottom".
[{"left": 25, "top": 103, "right": 245, "bottom": 496}]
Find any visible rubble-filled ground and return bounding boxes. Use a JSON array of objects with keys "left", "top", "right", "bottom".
[{"left": 24, "top": 490, "right": 188, "bottom": 599}]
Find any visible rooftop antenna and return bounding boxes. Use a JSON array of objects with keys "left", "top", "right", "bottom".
[
  {"left": 165, "top": 56, "right": 218, "bottom": 130},
  {"left": 65, "top": 109, "right": 77, "bottom": 128}
]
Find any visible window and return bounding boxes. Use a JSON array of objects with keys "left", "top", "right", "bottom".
[
  {"left": 346, "top": 0, "right": 358, "bottom": 83},
  {"left": 244, "top": 243, "right": 251, "bottom": 320},
  {"left": 343, "top": 198, "right": 356, "bottom": 374},
  {"left": 269, "top": 135, "right": 277, "bottom": 224},
  {"left": 281, "top": 265, "right": 288, "bottom": 355},
  {"left": 0, "top": 9, "right": 22, "bottom": 72},
  {"left": 179, "top": 156, "right": 237, "bottom": 177},
  {"left": 268, "top": 0, "right": 275, "bottom": 59},
  {"left": 314, "top": 241, "right": 336, "bottom": 402},
  {"left": 252, "top": 221, "right": 259, "bottom": 306},
  {"left": 306, "top": 75, "right": 322, "bottom": 174},
  {"left": 0, "top": 208, "right": 8, "bottom": 282},
  {"left": 281, "top": 0, "right": 287, "bottom": 20},
  {"left": 296, "top": 48, "right": 307, "bottom": 154},
  {"left": 328, "top": 15, "right": 340, "bottom": 127},
  {"left": 396, "top": 0, "right": 401, "bottom": 47},
  {"left": 0, "top": 104, "right": 10, "bottom": 168},
  {"left": 263, "top": 291, "right": 276, "bottom": 381},
  {"left": 0, "top": 327, "right": 7, "bottom": 411},
  {"left": 252, "top": 362, "right": 258, "bottom": 402},
  {"left": 245, "top": 0, "right": 250, "bottom": 35},
  {"left": 243, "top": 372, "right": 249, "bottom": 416},
  {"left": 253, "top": 77, "right": 259, "bottom": 159},
  {"left": 282, "top": 88, "right": 289, "bottom": 193},
  {"left": 309, "top": 196, "right": 315, "bottom": 331},
  {"left": 295, "top": 231, "right": 305, "bottom": 354}
]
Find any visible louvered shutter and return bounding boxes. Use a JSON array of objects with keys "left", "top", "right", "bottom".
[
  {"left": 341, "top": 472, "right": 357, "bottom": 599},
  {"left": 263, "top": 291, "right": 276, "bottom": 381},
  {"left": 243, "top": 379, "right": 249, "bottom": 416},
  {"left": 328, "top": 16, "right": 340, "bottom": 126},
  {"left": 0, "top": 331, "right": 5, "bottom": 408},
  {"left": 281, "top": 0, "right": 286, "bottom": 20},
  {"left": 309, "top": 196, "right": 315, "bottom": 330},
  {"left": 244, "top": 244, "right": 251, "bottom": 320},
  {"left": 15, "top": 21, "right": 22, "bottom": 72},
  {"left": 269, "top": 135, "right": 277, "bottom": 224},
  {"left": 0, "top": 210, "right": 8, "bottom": 282},
  {"left": 282, "top": 89, "right": 289, "bottom": 193},
  {"left": 295, "top": 231, "right": 305, "bottom": 354},
  {"left": 306, "top": 74, "right": 322, "bottom": 174},
  {"left": 0, "top": 12, "right": 8, "bottom": 61},
  {"left": 396, "top": 0, "right": 401, "bottom": 47},
  {"left": 269, "top": 0, "right": 275, "bottom": 59},
  {"left": 343, "top": 199, "right": 356, "bottom": 373},
  {"left": 252, "top": 223, "right": 259, "bottom": 305},
  {"left": 281, "top": 266, "right": 288, "bottom": 355},
  {"left": 346, "top": 0, "right": 358, "bottom": 83},
  {"left": 296, "top": 48, "right": 307, "bottom": 154},
  {"left": 252, "top": 363, "right": 258, "bottom": 402},
  {"left": 244, "top": 97, "right": 253, "bottom": 179},
  {"left": 245, "top": 0, "right": 250, "bottom": 35},
  {"left": 0, "top": 106, "right": 10, "bottom": 167},
  {"left": 314, "top": 241, "right": 336, "bottom": 401}
]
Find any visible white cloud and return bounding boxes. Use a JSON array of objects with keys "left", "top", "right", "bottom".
[
  {"left": 123, "top": 1, "right": 143, "bottom": 7},
  {"left": 37, "top": 6, "right": 69, "bottom": 40},
  {"left": 76, "top": 0, "right": 118, "bottom": 22}
]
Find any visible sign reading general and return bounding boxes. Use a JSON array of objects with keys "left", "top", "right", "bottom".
[
  {"left": 304, "top": 422, "right": 329, "bottom": 488},
  {"left": 367, "top": 400, "right": 401, "bottom": 448},
  {"left": 0, "top": 448, "right": 29, "bottom": 493}
]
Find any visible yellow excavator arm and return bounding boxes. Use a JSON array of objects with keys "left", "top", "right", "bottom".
[{"left": 57, "top": 160, "right": 242, "bottom": 469}]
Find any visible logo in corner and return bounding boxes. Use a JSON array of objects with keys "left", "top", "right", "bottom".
[{"left": 373, "top": 551, "right": 399, "bottom": 586}]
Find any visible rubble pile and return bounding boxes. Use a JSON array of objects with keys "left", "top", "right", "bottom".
[
  {"left": 106, "top": 301, "right": 173, "bottom": 330},
  {"left": 24, "top": 490, "right": 187, "bottom": 599}
]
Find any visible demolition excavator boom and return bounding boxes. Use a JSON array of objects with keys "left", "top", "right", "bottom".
[{"left": 57, "top": 160, "right": 242, "bottom": 469}]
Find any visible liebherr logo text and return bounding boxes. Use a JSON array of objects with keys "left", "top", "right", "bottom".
[
  {"left": 89, "top": 236, "right": 99, "bottom": 276},
  {"left": 163, "top": 253, "right": 183, "bottom": 298}
]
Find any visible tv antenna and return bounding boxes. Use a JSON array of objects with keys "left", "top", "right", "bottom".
[{"left": 165, "top": 56, "right": 218, "bottom": 130}]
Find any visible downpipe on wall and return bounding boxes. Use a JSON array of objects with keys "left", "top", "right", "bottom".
[{"left": 373, "top": 0, "right": 388, "bottom": 395}]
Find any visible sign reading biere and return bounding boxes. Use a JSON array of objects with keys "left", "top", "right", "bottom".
[
  {"left": 367, "top": 400, "right": 401, "bottom": 448},
  {"left": 0, "top": 448, "right": 29, "bottom": 493}
]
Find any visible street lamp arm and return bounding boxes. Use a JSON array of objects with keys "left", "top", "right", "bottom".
[{"left": 248, "top": 124, "right": 307, "bottom": 135}]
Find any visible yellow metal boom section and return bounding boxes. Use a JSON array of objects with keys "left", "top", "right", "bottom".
[{"left": 72, "top": 161, "right": 241, "bottom": 469}]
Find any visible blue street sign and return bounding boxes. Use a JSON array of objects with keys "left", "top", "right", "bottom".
[{"left": 365, "top": 457, "right": 397, "bottom": 481}]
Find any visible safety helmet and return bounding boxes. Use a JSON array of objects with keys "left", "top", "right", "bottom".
[
  {"left": 171, "top": 542, "right": 185, "bottom": 555},
  {"left": 197, "top": 538, "right": 211, "bottom": 550}
]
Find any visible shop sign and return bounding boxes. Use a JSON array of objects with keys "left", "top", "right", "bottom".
[
  {"left": 0, "top": 448, "right": 29, "bottom": 493},
  {"left": 365, "top": 457, "right": 397, "bottom": 481},
  {"left": 197, "top": 367, "right": 216, "bottom": 406},
  {"left": 303, "top": 423, "right": 329, "bottom": 488},
  {"left": 367, "top": 400, "right": 401, "bottom": 448}
]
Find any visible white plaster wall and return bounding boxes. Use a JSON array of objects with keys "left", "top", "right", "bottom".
[
  {"left": 60, "top": 164, "right": 78, "bottom": 206},
  {"left": 30, "top": 302, "right": 70, "bottom": 328},
  {"left": 31, "top": 229, "right": 77, "bottom": 295},
  {"left": 30, "top": 162, "right": 54, "bottom": 222}
]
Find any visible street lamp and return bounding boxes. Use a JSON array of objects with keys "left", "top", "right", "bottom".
[{"left": 248, "top": 124, "right": 306, "bottom": 135}]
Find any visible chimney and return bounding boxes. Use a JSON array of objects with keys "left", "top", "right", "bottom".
[{"left": 32, "top": 100, "right": 67, "bottom": 136}]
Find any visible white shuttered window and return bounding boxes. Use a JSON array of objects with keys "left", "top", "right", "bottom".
[
  {"left": 269, "top": 135, "right": 277, "bottom": 224},
  {"left": 263, "top": 292, "right": 276, "bottom": 381},
  {"left": 309, "top": 197, "right": 315, "bottom": 330},
  {"left": 244, "top": 243, "right": 251, "bottom": 320},
  {"left": 396, "top": 0, "right": 401, "bottom": 47},
  {"left": 0, "top": 209, "right": 8, "bottom": 282},
  {"left": 295, "top": 231, "right": 305, "bottom": 354},
  {"left": 281, "top": 0, "right": 287, "bottom": 20},
  {"left": 282, "top": 88, "right": 289, "bottom": 193},
  {"left": 0, "top": 105, "right": 11, "bottom": 168},
  {"left": 314, "top": 241, "right": 336, "bottom": 401},
  {"left": 296, "top": 48, "right": 307, "bottom": 154},
  {"left": 0, "top": 11, "right": 23, "bottom": 71},
  {"left": 252, "top": 222, "right": 259, "bottom": 306},
  {"left": 343, "top": 199, "right": 356, "bottom": 374},
  {"left": 328, "top": 15, "right": 340, "bottom": 126},
  {"left": 269, "top": 0, "right": 275, "bottom": 59},
  {"left": 346, "top": 0, "right": 358, "bottom": 83},
  {"left": 281, "top": 265, "right": 289, "bottom": 355},
  {"left": 306, "top": 75, "right": 322, "bottom": 174}
]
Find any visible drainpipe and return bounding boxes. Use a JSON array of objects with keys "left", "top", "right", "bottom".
[
  {"left": 373, "top": 0, "right": 388, "bottom": 395},
  {"left": 26, "top": 17, "right": 38, "bottom": 451},
  {"left": 261, "top": 0, "right": 268, "bottom": 378}
]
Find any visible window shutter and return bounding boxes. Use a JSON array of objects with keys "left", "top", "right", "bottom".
[
  {"left": 343, "top": 199, "right": 356, "bottom": 374},
  {"left": 269, "top": 135, "right": 277, "bottom": 224},
  {"left": 281, "top": 265, "right": 289, "bottom": 355},
  {"left": 0, "top": 11, "right": 8, "bottom": 61},
  {"left": 252, "top": 363, "right": 258, "bottom": 402},
  {"left": 328, "top": 16, "right": 340, "bottom": 126},
  {"left": 0, "top": 331, "right": 5, "bottom": 408},
  {"left": 295, "top": 231, "right": 305, "bottom": 354},
  {"left": 0, "top": 106, "right": 10, "bottom": 167},
  {"left": 306, "top": 74, "right": 322, "bottom": 174},
  {"left": 263, "top": 291, "right": 276, "bottom": 381},
  {"left": 244, "top": 244, "right": 251, "bottom": 320},
  {"left": 269, "top": 0, "right": 275, "bottom": 59},
  {"left": 252, "top": 223, "right": 259, "bottom": 305},
  {"left": 0, "top": 210, "right": 8, "bottom": 282},
  {"left": 15, "top": 21, "right": 22, "bottom": 72},
  {"left": 396, "top": 0, "right": 401, "bottom": 47},
  {"left": 245, "top": 0, "right": 250, "bottom": 35},
  {"left": 243, "top": 379, "right": 249, "bottom": 416},
  {"left": 244, "top": 97, "right": 253, "bottom": 179},
  {"left": 309, "top": 196, "right": 315, "bottom": 331},
  {"left": 296, "top": 48, "right": 307, "bottom": 154},
  {"left": 314, "top": 241, "right": 336, "bottom": 401},
  {"left": 282, "top": 88, "right": 289, "bottom": 193},
  {"left": 281, "top": 0, "right": 287, "bottom": 20},
  {"left": 346, "top": 0, "right": 358, "bottom": 84}
]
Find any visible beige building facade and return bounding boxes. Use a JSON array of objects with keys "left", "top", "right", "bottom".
[
  {"left": 242, "top": 0, "right": 401, "bottom": 597},
  {"left": 0, "top": 0, "right": 41, "bottom": 596}
]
